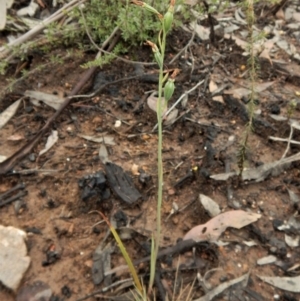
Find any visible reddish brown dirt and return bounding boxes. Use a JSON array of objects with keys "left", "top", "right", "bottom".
[{"left": 1, "top": 13, "right": 300, "bottom": 301}]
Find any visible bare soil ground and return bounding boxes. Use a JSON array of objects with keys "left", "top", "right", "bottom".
[{"left": 1, "top": 2, "right": 300, "bottom": 301}]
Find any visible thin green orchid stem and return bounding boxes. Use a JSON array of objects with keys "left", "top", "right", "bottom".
[{"left": 149, "top": 28, "right": 166, "bottom": 292}]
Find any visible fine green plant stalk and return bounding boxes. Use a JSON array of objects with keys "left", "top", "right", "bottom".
[
  {"left": 151, "top": 31, "right": 165, "bottom": 291},
  {"left": 132, "top": 0, "right": 176, "bottom": 293}
]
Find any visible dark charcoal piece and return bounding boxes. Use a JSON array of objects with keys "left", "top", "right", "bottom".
[
  {"left": 78, "top": 171, "right": 108, "bottom": 202},
  {"left": 61, "top": 285, "right": 72, "bottom": 298},
  {"left": 139, "top": 169, "right": 152, "bottom": 185},
  {"left": 116, "top": 100, "right": 133, "bottom": 112},
  {"left": 273, "top": 219, "right": 284, "bottom": 231},
  {"left": 102, "top": 188, "right": 111, "bottom": 200},
  {"left": 42, "top": 250, "right": 60, "bottom": 266},
  {"left": 114, "top": 210, "right": 128, "bottom": 227},
  {"left": 25, "top": 227, "right": 42, "bottom": 235},
  {"left": 174, "top": 169, "right": 195, "bottom": 188},
  {"left": 269, "top": 103, "right": 281, "bottom": 114},
  {"left": 42, "top": 245, "right": 61, "bottom": 267},
  {"left": 81, "top": 186, "right": 97, "bottom": 201},
  {"left": 105, "top": 162, "right": 142, "bottom": 204}
]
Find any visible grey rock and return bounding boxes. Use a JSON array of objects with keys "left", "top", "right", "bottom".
[{"left": 0, "top": 225, "right": 31, "bottom": 291}]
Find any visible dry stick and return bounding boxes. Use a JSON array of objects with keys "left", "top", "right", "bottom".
[
  {"left": 104, "top": 239, "right": 200, "bottom": 277},
  {"left": 269, "top": 137, "right": 300, "bottom": 145},
  {"left": 0, "top": 183, "right": 25, "bottom": 200},
  {"left": 0, "top": 27, "right": 120, "bottom": 175},
  {"left": 169, "top": 23, "right": 196, "bottom": 65},
  {"left": 281, "top": 125, "right": 294, "bottom": 159},
  {"left": 0, "top": 191, "right": 27, "bottom": 208},
  {"left": 0, "top": 0, "right": 86, "bottom": 59}
]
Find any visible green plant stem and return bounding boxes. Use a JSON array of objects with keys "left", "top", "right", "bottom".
[{"left": 149, "top": 30, "right": 166, "bottom": 292}]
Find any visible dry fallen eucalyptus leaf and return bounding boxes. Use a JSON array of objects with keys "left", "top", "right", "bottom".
[
  {"left": 184, "top": 210, "right": 261, "bottom": 242},
  {"left": 193, "top": 273, "right": 249, "bottom": 301},
  {"left": 258, "top": 275, "right": 300, "bottom": 293},
  {"left": 211, "top": 151, "right": 300, "bottom": 182},
  {"left": 209, "top": 80, "right": 224, "bottom": 103},
  {"left": 39, "top": 130, "right": 58, "bottom": 156},
  {"left": 0, "top": 155, "right": 7, "bottom": 163},
  {"left": 0, "top": 0, "right": 14, "bottom": 30},
  {"left": 199, "top": 194, "right": 221, "bottom": 217},
  {"left": 99, "top": 143, "right": 110, "bottom": 164},
  {"left": 224, "top": 81, "right": 274, "bottom": 99},
  {"left": 78, "top": 134, "right": 115, "bottom": 146},
  {"left": 147, "top": 92, "right": 167, "bottom": 116},
  {"left": 7, "top": 134, "right": 24, "bottom": 141},
  {"left": 0, "top": 98, "right": 22, "bottom": 129}
]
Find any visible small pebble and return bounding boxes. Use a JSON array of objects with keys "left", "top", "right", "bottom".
[
  {"left": 115, "top": 120, "right": 121, "bottom": 127},
  {"left": 168, "top": 189, "right": 175, "bottom": 195},
  {"left": 65, "top": 82, "right": 72, "bottom": 89},
  {"left": 228, "top": 135, "right": 235, "bottom": 142},
  {"left": 172, "top": 216, "right": 179, "bottom": 225},
  {"left": 25, "top": 106, "right": 34, "bottom": 113},
  {"left": 28, "top": 153, "right": 36, "bottom": 162}
]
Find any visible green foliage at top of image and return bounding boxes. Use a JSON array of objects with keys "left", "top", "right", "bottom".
[{"left": 74, "top": 0, "right": 191, "bottom": 47}]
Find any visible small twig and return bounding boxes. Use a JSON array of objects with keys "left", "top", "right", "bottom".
[
  {"left": 104, "top": 239, "right": 203, "bottom": 277},
  {"left": 76, "top": 278, "right": 135, "bottom": 301},
  {"left": 0, "top": 183, "right": 25, "bottom": 200},
  {"left": 269, "top": 137, "right": 300, "bottom": 145},
  {"left": 0, "top": 191, "right": 27, "bottom": 208},
  {"left": 281, "top": 125, "right": 294, "bottom": 159},
  {"left": 9, "top": 169, "right": 60, "bottom": 175},
  {"left": 169, "top": 23, "right": 196, "bottom": 65},
  {"left": 152, "top": 80, "right": 204, "bottom": 132}
]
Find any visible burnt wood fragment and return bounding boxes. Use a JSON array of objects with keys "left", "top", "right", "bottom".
[{"left": 105, "top": 162, "right": 142, "bottom": 204}]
